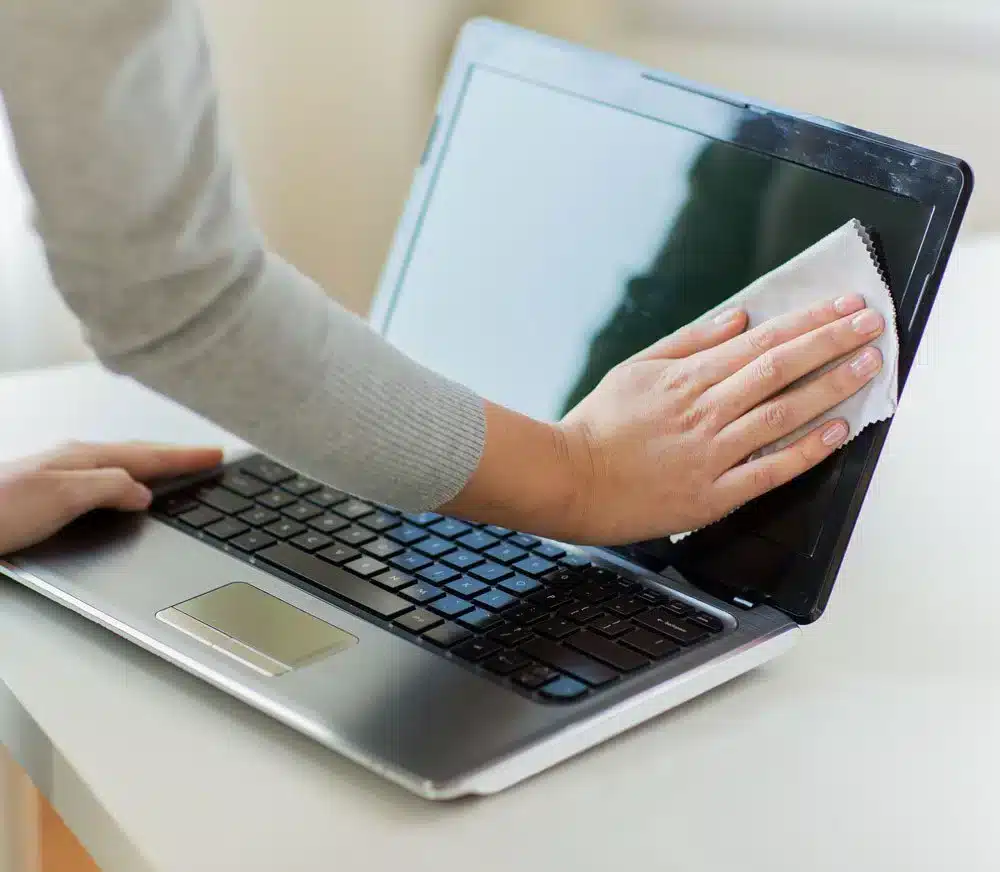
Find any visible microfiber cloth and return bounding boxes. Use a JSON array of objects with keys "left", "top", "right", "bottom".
[{"left": 673, "top": 219, "right": 899, "bottom": 540}]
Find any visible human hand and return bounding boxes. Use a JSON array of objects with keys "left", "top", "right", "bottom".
[
  {"left": 448, "top": 295, "right": 884, "bottom": 545},
  {"left": 0, "top": 441, "right": 223, "bottom": 555}
]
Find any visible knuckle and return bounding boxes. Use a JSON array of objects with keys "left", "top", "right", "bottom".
[
  {"left": 750, "top": 464, "right": 776, "bottom": 494},
  {"left": 656, "top": 364, "right": 692, "bottom": 395},
  {"left": 747, "top": 326, "right": 775, "bottom": 354},
  {"left": 679, "top": 401, "right": 714, "bottom": 433},
  {"left": 751, "top": 350, "right": 782, "bottom": 384},
  {"left": 763, "top": 400, "right": 788, "bottom": 432}
]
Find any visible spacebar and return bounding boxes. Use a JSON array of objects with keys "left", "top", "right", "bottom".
[{"left": 257, "top": 544, "right": 412, "bottom": 619}]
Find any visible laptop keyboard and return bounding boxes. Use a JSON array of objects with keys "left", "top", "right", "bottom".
[{"left": 151, "top": 454, "right": 727, "bottom": 704}]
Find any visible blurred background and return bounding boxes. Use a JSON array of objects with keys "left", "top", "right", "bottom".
[{"left": 1, "top": 0, "right": 998, "bottom": 373}]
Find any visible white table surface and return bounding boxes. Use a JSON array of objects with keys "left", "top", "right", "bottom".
[{"left": 2, "top": 236, "right": 1000, "bottom": 872}]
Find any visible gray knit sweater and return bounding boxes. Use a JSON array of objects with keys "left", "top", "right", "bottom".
[{"left": 0, "top": 0, "right": 487, "bottom": 510}]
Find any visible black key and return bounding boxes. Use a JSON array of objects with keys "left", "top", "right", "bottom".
[
  {"left": 336, "top": 499, "right": 374, "bottom": 521},
  {"left": 403, "top": 511, "right": 442, "bottom": 527},
  {"left": 483, "top": 525, "right": 512, "bottom": 538},
  {"left": 290, "top": 531, "right": 333, "bottom": 552},
  {"left": 158, "top": 494, "right": 199, "bottom": 516},
  {"left": 362, "top": 537, "right": 404, "bottom": 560},
  {"left": 474, "top": 589, "right": 518, "bottom": 612},
  {"left": 634, "top": 609, "right": 709, "bottom": 646},
  {"left": 414, "top": 537, "right": 455, "bottom": 558},
  {"left": 423, "top": 622, "right": 472, "bottom": 648},
  {"left": 487, "top": 622, "right": 533, "bottom": 647},
  {"left": 690, "top": 612, "right": 725, "bottom": 633},
  {"left": 544, "top": 569, "right": 584, "bottom": 587},
  {"left": 441, "top": 550, "right": 484, "bottom": 571},
  {"left": 613, "top": 577, "right": 639, "bottom": 593},
  {"left": 360, "top": 511, "right": 401, "bottom": 533},
  {"left": 429, "top": 518, "right": 472, "bottom": 539},
  {"left": 589, "top": 615, "right": 635, "bottom": 639},
  {"left": 282, "top": 501, "right": 322, "bottom": 522},
  {"left": 395, "top": 610, "right": 442, "bottom": 634},
  {"left": 402, "top": 582, "right": 444, "bottom": 604},
  {"left": 220, "top": 472, "right": 270, "bottom": 498},
  {"left": 507, "top": 603, "right": 548, "bottom": 626},
  {"left": 470, "top": 562, "right": 513, "bottom": 583},
  {"left": 587, "top": 567, "right": 619, "bottom": 583},
  {"left": 486, "top": 543, "right": 528, "bottom": 565},
  {"left": 204, "top": 518, "right": 250, "bottom": 541},
  {"left": 390, "top": 551, "right": 433, "bottom": 573},
  {"left": 509, "top": 534, "right": 539, "bottom": 549},
  {"left": 178, "top": 506, "right": 223, "bottom": 529},
  {"left": 198, "top": 487, "right": 253, "bottom": 515},
  {"left": 483, "top": 650, "right": 531, "bottom": 676},
  {"left": 533, "top": 542, "right": 566, "bottom": 560},
  {"left": 575, "top": 583, "right": 616, "bottom": 605},
  {"left": 257, "top": 489, "right": 298, "bottom": 510},
  {"left": 453, "top": 638, "right": 502, "bottom": 663},
  {"left": 526, "top": 589, "right": 572, "bottom": 610},
  {"left": 621, "top": 629, "right": 680, "bottom": 660},
  {"left": 373, "top": 569, "right": 414, "bottom": 591},
  {"left": 497, "top": 574, "right": 541, "bottom": 596},
  {"left": 514, "top": 664, "right": 559, "bottom": 690},
  {"left": 265, "top": 518, "right": 307, "bottom": 540},
  {"left": 230, "top": 531, "right": 277, "bottom": 553},
  {"left": 307, "top": 487, "right": 350, "bottom": 508},
  {"left": 281, "top": 476, "right": 321, "bottom": 497},
  {"left": 240, "top": 506, "right": 280, "bottom": 527},
  {"left": 344, "top": 556, "right": 388, "bottom": 578},
  {"left": 316, "top": 543, "right": 360, "bottom": 565},
  {"left": 239, "top": 457, "right": 295, "bottom": 484},
  {"left": 258, "top": 543, "right": 411, "bottom": 618},
  {"left": 513, "top": 556, "right": 557, "bottom": 578},
  {"left": 386, "top": 524, "right": 428, "bottom": 546},
  {"left": 520, "top": 638, "right": 618, "bottom": 687},
  {"left": 664, "top": 598, "right": 694, "bottom": 617},
  {"left": 636, "top": 589, "right": 665, "bottom": 605},
  {"left": 457, "top": 530, "right": 500, "bottom": 552},
  {"left": 536, "top": 618, "right": 578, "bottom": 641},
  {"left": 429, "top": 595, "right": 473, "bottom": 618},
  {"left": 417, "top": 564, "right": 460, "bottom": 586},
  {"left": 309, "top": 514, "right": 350, "bottom": 535},
  {"left": 559, "top": 602, "right": 605, "bottom": 624},
  {"left": 336, "top": 525, "right": 377, "bottom": 547},
  {"left": 539, "top": 676, "right": 589, "bottom": 701},
  {"left": 560, "top": 553, "right": 591, "bottom": 569},
  {"left": 606, "top": 595, "right": 647, "bottom": 617},
  {"left": 567, "top": 630, "right": 650, "bottom": 672},
  {"left": 445, "top": 577, "right": 490, "bottom": 599},
  {"left": 375, "top": 503, "right": 401, "bottom": 515},
  {"left": 458, "top": 609, "right": 503, "bottom": 631}
]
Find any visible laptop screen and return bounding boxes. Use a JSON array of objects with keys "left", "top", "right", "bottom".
[{"left": 381, "top": 65, "right": 933, "bottom": 615}]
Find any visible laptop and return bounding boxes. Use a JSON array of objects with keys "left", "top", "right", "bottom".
[{"left": 1, "top": 19, "right": 971, "bottom": 799}]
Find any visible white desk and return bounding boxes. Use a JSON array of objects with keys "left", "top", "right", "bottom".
[{"left": 2, "top": 237, "right": 1000, "bottom": 872}]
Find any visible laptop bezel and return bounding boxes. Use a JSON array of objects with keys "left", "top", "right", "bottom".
[{"left": 367, "top": 17, "right": 973, "bottom": 625}]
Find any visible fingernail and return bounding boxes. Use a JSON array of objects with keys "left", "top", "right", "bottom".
[
  {"left": 834, "top": 295, "right": 864, "bottom": 315},
  {"left": 714, "top": 308, "right": 742, "bottom": 325},
  {"left": 851, "top": 310, "right": 884, "bottom": 335},
  {"left": 850, "top": 347, "right": 881, "bottom": 377},
  {"left": 822, "top": 421, "right": 849, "bottom": 446}
]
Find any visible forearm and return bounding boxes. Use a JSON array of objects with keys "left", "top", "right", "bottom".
[{"left": 0, "top": 0, "right": 485, "bottom": 510}]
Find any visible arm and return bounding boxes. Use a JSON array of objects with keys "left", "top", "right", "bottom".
[{"left": 0, "top": 0, "right": 485, "bottom": 512}]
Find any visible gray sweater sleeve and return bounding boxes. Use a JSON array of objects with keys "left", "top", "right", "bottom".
[{"left": 0, "top": 0, "right": 486, "bottom": 511}]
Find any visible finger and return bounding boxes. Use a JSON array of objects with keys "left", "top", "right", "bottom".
[
  {"left": 36, "top": 442, "right": 224, "bottom": 481},
  {"left": 713, "top": 347, "right": 882, "bottom": 468},
  {"left": 688, "top": 294, "right": 866, "bottom": 389},
  {"left": 707, "top": 307, "right": 884, "bottom": 423},
  {"left": 712, "top": 418, "right": 851, "bottom": 510},
  {"left": 44, "top": 468, "right": 153, "bottom": 527},
  {"left": 628, "top": 308, "right": 748, "bottom": 363}
]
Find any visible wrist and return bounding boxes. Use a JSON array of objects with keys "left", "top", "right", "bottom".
[{"left": 440, "top": 400, "right": 588, "bottom": 540}]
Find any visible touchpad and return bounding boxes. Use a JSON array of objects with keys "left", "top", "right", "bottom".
[{"left": 157, "top": 583, "right": 357, "bottom": 676}]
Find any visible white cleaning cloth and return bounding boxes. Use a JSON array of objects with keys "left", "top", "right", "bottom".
[{"left": 672, "top": 219, "right": 899, "bottom": 541}]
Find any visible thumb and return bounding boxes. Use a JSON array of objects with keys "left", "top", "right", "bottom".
[{"left": 47, "top": 467, "right": 153, "bottom": 524}]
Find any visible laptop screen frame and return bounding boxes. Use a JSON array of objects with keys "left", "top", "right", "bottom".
[{"left": 368, "top": 18, "right": 973, "bottom": 624}]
